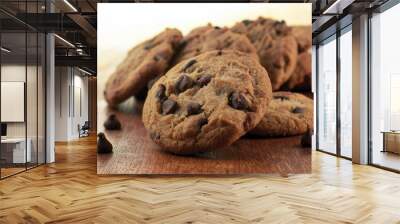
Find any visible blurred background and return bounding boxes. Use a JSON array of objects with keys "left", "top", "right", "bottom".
[{"left": 98, "top": 3, "right": 312, "bottom": 81}]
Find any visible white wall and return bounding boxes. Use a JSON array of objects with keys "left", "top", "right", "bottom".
[
  {"left": 1, "top": 65, "right": 41, "bottom": 138},
  {"left": 55, "top": 66, "right": 69, "bottom": 141},
  {"left": 54, "top": 67, "right": 89, "bottom": 141},
  {"left": 1, "top": 65, "right": 26, "bottom": 138}
]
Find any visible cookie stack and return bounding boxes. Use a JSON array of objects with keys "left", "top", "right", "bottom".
[{"left": 104, "top": 17, "right": 313, "bottom": 155}]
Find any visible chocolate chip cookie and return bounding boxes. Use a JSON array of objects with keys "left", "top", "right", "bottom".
[
  {"left": 104, "top": 28, "right": 183, "bottom": 106},
  {"left": 249, "top": 91, "right": 313, "bottom": 137},
  {"left": 292, "top": 26, "right": 312, "bottom": 53},
  {"left": 231, "top": 17, "right": 298, "bottom": 90},
  {"left": 173, "top": 24, "right": 258, "bottom": 65},
  {"left": 143, "top": 50, "right": 272, "bottom": 154},
  {"left": 281, "top": 51, "right": 311, "bottom": 92}
]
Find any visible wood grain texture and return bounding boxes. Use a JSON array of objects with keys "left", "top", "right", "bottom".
[
  {"left": 97, "top": 103, "right": 311, "bottom": 175},
  {"left": 1, "top": 135, "right": 400, "bottom": 223}
]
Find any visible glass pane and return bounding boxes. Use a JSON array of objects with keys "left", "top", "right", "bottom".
[
  {"left": 317, "top": 37, "right": 337, "bottom": 154},
  {"left": 371, "top": 4, "right": 400, "bottom": 171},
  {"left": 1, "top": 31, "right": 27, "bottom": 177},
  {"left": 27, "top": 31, "right": 38, "bottom": 169},
  {"left": 312, "top": 45, "right": 317, "bottom": 150},
  {"left": 340, "top": 29, "right": 352, "bottom": 158}
]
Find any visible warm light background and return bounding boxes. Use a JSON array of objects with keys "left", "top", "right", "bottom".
[
  {"left": 97, "top": 3, "right": 311, "bottom": 129},
  {"left": 98, "top": 3, "right": 311, "bottom": 75}
]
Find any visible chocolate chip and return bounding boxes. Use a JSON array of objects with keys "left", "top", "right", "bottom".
[
  {"left": 97, "top": 132, "right": 113, "bottom": 154},
  {"left": 274, "top": 95, "right": 289, "bottom": 101},
  {"left": 104, "top": 114, "right": 121, "bottom": 130},
  {"left": 228, "top": 92, "right": 250, "bottom": 110},
  {"left": 198, "top": 117, "right": 208, "bottom": 128},
  {"left": 214, "top": 26, "right": 221, "bottom": 30},
  {"left": 186, "top": 102, "right": 202, "bottom": 116},
  {"left": 266, "top": 42, "right": 273, "bottom": 49},
  {"left": 292, "top": 107, "right": 305, "bottom": 114},
  {"left": 144, "top": 43, "right": 154, "bottom": 50},
  {"left": 150, "top": 132, "right": 160, "bottom": 140},
  {"left": 156, "top": 84, "right": 167, "bottom": 101},
  {"left": 182, "top": 59, "right": 197, "bottom": 72},
  {"left": 153, "top": 55, "right": 161, "bottom": 62},
  {"left": 242, "top": 20, "right": 252, "bottom": 26},
  {"left": 301, "top": 129, "right": 312, "bottom": 147},
  {"left": 162, "top": 99, "right": 178, "bottom": 115},
  {"left": 197, "top": 75, "right": 212, "bottom": 87},
  {"left": 217, "top": 50, "right": 223, "bottom": 56},
  {"left": 175, "top": 74, "right": 194, "bottom": 94},
  {"left": 274, "top": 21, "right": 287, "bottom": 35}
]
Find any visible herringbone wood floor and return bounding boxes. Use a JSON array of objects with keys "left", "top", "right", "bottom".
[{"left": 1, "top": 135, "right": 400, "bottom": 224}]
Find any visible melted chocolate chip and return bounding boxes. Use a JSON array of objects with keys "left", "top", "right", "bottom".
[
  {"left": 266, "top": 42, "right": 273, "bottom": 49},
  {"left": 217, "top": 50, "right": 223, "bottom": 56},
  {"left": 242, "top": 20, "right": 252, "bottom": 26},
  {"left": 162, "top": 99, "right": 178, "bottom": 115},
  {"left": 153, "top": 55, "right": 161, "bottom": 62},
  {"left": 229, "top": 92, "right": 250, "bottom": 110},
  {"left": 292, "top": 107, "right": 305, "bottom": 114},
  {"left": 197, "top": 75, "right": 212, "bottom": 87},
  {"left": 301, "top": 129, "right": 312, "bottom": 147},
  {"left": 104, "top": 114, "right": 122, "bottom": 130},
  {"left": 97, "top": 132, "right": 113, "bottom": 154},
  {"left": 156, "top": 84, "right": 167, "bottom": 101},
  {"left": 182, "top": 59, "right": 197, "bottom": 72},
  {"left": 186, "top": 102, "right": 202, "bottom": 116},
  {"left": 274, "top": 21, "right": 288, "bottom": 35},
  {"left": 198, "top": 117, "right": 208, "bottom": 128},
  {"left": 175, "top": 74, "right": 194, "bottom": 94},
  {"left": 144, "top": 43, "right": 154, "bottom": 50},
  {"left": 214, "top": 26, "right": 221, "bottom": 30},
  {"left": 274, "top": 95, "right": 290, "bottom": 101}
]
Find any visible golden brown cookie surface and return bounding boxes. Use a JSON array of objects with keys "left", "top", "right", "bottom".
[
  {"left": 104, "top": 28, "right": 183, "bottom": 106},
  {"left": 292, "top": 26, "right": 312, "bottom": 53},
  {"left": 143, "top": 50, "right": 272, "bottom": 154},
  {"left": 249, "top": 91, "right": 313, "bottom": 137},
  {"left": 282, "top": 51, "right": 312, "bottom": 92},
  {"left": 173, "top": 24, "right": 258, "bottom": 65},
  {"left": 231, "top": 18, "right": 298, "bottom": 90}
]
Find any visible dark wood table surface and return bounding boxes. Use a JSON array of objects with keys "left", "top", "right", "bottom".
[{"left": 97, "top": 99, "right": 311, "bottom": 175}]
